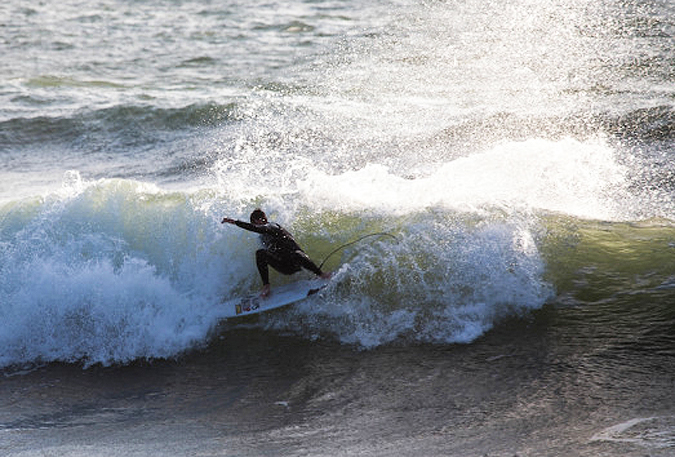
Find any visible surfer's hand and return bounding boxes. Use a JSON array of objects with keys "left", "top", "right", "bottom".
[
  {"left": 320, "top": 271, "right": 332, "bottom": 280},
  {"left": 221, "top": 217, "right": 235, "bottom": 224}
]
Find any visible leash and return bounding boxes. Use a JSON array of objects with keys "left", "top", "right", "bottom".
[{"left": 318, "top": 232, "right": 399, "bottom": 270}]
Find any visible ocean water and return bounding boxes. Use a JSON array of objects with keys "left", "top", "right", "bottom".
[{"left": 1, "top": 0, "right": 674, "bottom": 455}]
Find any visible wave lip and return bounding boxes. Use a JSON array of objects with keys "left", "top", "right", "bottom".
[{"left": 298, "top": 137, "right": 629, "bottom": 220}]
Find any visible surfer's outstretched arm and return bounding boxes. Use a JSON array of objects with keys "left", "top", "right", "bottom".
[{"left": 221, "top": 217, "right": 272, "bottom": 234}]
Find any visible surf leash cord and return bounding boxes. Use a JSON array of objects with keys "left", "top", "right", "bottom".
[{"left": 318, "top": 232, "right": 399, "bottom": 270}]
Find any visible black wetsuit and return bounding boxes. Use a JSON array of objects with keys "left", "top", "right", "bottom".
[{"left": 232, "top": 220, "right": 324, "bottom": 285}]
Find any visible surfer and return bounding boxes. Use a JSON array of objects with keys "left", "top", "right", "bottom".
[{"left": 221, "top": 209, "right": 330, "bottom": 297}]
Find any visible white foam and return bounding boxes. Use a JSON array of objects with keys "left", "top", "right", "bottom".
[
  {"left": 298, "top": 137, "right": 628, "bottom": 220},
  {"left": 4, "top": 133, "right": 612, "bottom": 365},
  {"left": 591, "top": 416, "right": 675, "bottom": 449},
  {"left": 0, "top": 177, "right": 253, "bottom": 367},
  {"left": 261, "top": 214, "right": 553, "bottom": 348}
]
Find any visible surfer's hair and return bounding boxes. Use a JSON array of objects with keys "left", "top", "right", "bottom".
[{"left": 250, "top": 208, "right": 267, "bottom": 224}]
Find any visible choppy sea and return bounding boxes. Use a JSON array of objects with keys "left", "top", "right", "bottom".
[{"left": 1, "top": 0, "right": 674, "bottom": 455}]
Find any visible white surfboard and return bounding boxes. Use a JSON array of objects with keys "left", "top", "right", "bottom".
[{"left": 219, "top": 277, "right": 330, "bottom": 318}]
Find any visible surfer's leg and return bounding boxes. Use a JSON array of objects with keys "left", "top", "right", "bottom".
[
  {"left": 255, "top": 249, "right": 271, "bottom": 285},
  {"left": 256, "top": 249, "right": 301, "bottom": 282},
  {"left": 293, "top": 250, "right": 323, "bottom": 276},
  {"left": 255, "top": 250, "right": 276, "bottom": 298}
]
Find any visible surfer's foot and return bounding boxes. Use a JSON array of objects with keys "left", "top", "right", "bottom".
[
  {"left": 260, "top": 284, "right": 271, "bottom": 298},
  {"left": 319, "top": 271, "right": 332, "bottom": 280}
]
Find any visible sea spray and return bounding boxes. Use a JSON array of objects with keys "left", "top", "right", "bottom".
[
  {"left": 0, "top": 178, "right": 240, "bottom": 367},
  {"left": 260, "top": 210, "right": 553, "bottom": 347}
]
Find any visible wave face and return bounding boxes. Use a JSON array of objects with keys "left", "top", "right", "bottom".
[
  {"left": 2, "top": 141, "right": 670, "bottom": 368},
  {"left": 1, "top": 0, "right": 674, "bottom": 368},
  {"left": 0, "top": 171, "right": 554, "bottom": 366}
]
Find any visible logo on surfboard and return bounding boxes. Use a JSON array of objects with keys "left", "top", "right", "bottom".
[{"left": 235, "top": 299, "right": 260, "bottom": 315}]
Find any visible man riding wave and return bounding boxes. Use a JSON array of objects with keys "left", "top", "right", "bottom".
[{"left": 222, "top": 209, "right": 331, "bottom": 297}]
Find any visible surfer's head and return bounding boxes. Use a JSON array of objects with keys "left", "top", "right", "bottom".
[{"left": 250, "top": 208, "right": 267, "bottom": 225}]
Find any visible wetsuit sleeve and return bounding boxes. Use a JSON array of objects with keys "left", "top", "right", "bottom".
[
  {"left": 233, "top": 221, "right": 300, "bottom": 250},
  {"left": 232, "top": 220, "right": 274, "bottom": 234}
]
